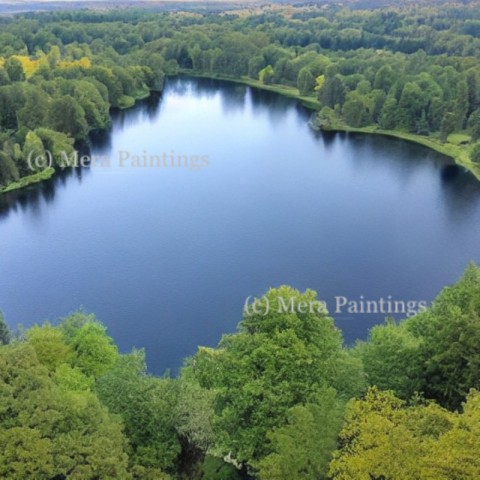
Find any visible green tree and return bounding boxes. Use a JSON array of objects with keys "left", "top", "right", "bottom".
[
  {"left": 319, "top": 67, "right": 345, "bottom": 108},
  {"left": 248, "top": 55, "right": 265, "bottom": 79},
  {"left": 406, "top": 263, "right": 480, "bottom": 410},
  {"left": 176, "top": 379, "right": 216, "bottom": 478},
  {"left": 88, "top": 66, "right": 123, "bottom": 107},
  {"left": 65, "top": 316, "right": 119, "bottom": 378},
  {"left": 0, "top": 427, "right": 54, "bottom": 479},
  {"left": 0, "top": 67, "right": 10, "bottom": 86},
  {"left": 471, "top": 143, "right": 480, "bottom": 164},
  {"left": 356, "top": 320, "right": 422, "bottom": 398},
  {"left": 0, "top": 151, "right": 19, "bottom": 187},
  {"left": 342, "top": 91, "right": 371, "bottom": 127},
  {"left": 73, "top": 80, "right": 110, "bottom": 131},
  {"left": 22, "top": 130, "right": 46, "bottom": 174},
  {"left": 0, "top": 343, "right": 130, "bottom": 479},
  {"left": 189, "top": 44, "right": 203, "bottom": 71},
  {"left": 423, "top": 390, "right": 480, "bottom": 479},
  {"left": 455, "top": 77, "right": 469, "bottom": 129},
  {"left": 26, "top": 323, "right": 72, "bottom": 370},
  {"left": 468, "top": 109, "right": 480, "bottom": 141},
  {"left": 201, "top": 456, "right": 242, "bottom": 480},
  {"left": 259, "top": 65, "right": 274, "bottom": 84},
  {"left": 96, "top": 351, "right": 181, "bottom": 472},
  {"left": 440, "top": 111, "right": 457, "bottom": 142},
  {"left": 4, "top": 57, "right": 25, "bottom": 82},
  {"left": 47, "top": 45, "right": 61, "bottom": 69},
  {"left": 0, "top": 84, "right": 25, "bottom": 130},
  {"left": 374, "top": 65, "right": 395, "bottom": 92},
  {"left": 258, "top": 388, "right": 343, "bottom": 480},
  {"left": 35, "top": 128, "right": 75, "bottom": 167},
  {"left": 190, "top": 286, "right": 344, "bottom": 467},
  {"left": 379, "top": 95, "right": 398, "bottom": 129},
  {"left": 466, "top": 69, "right": 478, "bottom": 117},
  {"left": 17, "top": 87, "right": 49, "bottom": 132},
  {"left": 313, "top": 106, "right": 337, "bottom": 130},
  {"left": 398, "top": 82, "right": 427, "bottom": 131},
  {"left": 329, "top": 388, "right": 454, "bottom": 480},
  {"left": 297, "top": 67, "right": 315, "bottom": 96},
  {"left": 48, "top": 95, "right": 88, "bottom": 140},
  {"left": 416, "top": 109, "right": 430, "bottom": 135},
  {"left": 330, "top": 387, "right": 480, "bottom": 480}
]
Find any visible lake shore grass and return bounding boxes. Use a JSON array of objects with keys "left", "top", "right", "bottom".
[
  {"left": 0, "top": 167, "right": 55, "bottom": 194},
  {"left": 321, "top": 122, "right": 480, "bottom": 182},
  {"left": 179, "top": 70, "right": 480, "bottom": 182},
  {"left": 177, "top": 70, "right": 321, "bottom": 109}
]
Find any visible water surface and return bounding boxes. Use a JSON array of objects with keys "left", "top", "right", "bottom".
[{"left": 1, "top": 77, "right": 480, "bottom": 373}]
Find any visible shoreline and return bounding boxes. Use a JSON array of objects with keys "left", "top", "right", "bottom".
[
  {"left": 180, "top": 70, "right": 480, "bottom": 182},
  {"left": 0, "top": 89, "right": 158, "bottom": 195},
  {"left": 2, "top": 72, "right": 479, "bottom": 195},
  {"left": 0, "top": 168, "right": 55, "bottom": 194},
  {"left": 319, "top": 123, "right": 480, "bottom": 182}
]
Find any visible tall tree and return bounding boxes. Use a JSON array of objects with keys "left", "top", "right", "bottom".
[
  {"left": 407, "top": 263, "right": 480, "bottom": 410},
  {"left": 258, "top": 388, "right": 344, "bottom": 480},
  {"left": 48, "top": 95, "right": 88, "bottom": 140},
  {"left": 189, "top": 287, "right": 346, "bottom": 467},
  {"left": 297, "top": 67, "right": 315, "bottom": 95},
  {"left": 4, "top": 57, "right": 25, "bottom": 82},
  {"left": 0, "top": 343, "right": 131, "bottom": 479}
]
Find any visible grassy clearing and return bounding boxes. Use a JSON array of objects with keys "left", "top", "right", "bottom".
[{"left": 447, "top": 133, "right": 471, "bottom": 145}]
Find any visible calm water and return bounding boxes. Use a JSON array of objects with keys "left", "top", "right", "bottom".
[{"left": 1, "top": 77, "right": 480, "bottom": 373}]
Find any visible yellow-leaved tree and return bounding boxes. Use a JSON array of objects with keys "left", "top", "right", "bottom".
[{"left": 329, "top": 387, "right": 480, "bottom": 480}]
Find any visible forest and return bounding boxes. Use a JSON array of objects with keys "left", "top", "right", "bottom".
[
  {"left": 1, "top": 3, "right": 480, "bottom": 478},
  {"left": 1, "top": 3, "right": 480, "bottom": 191},
  {"left": 0, "top": 263, "right": 479, "bottom": 479}
]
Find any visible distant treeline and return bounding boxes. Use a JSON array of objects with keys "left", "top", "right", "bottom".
[{"left": 1, "top": 3, "right": 480, "bottom": 187}]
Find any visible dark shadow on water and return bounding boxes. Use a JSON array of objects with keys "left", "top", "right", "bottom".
[
  {"left": 89, "top": 129, "right": 113, "bottom": 156},
  {"left": 342, "top": 132, "right": 453, "bottom": 184},
  {"left": 109, "top": 91, "right": 163, "bottom": 132},
  {"left": 441, "top": 164, "right": 461, "bottom": 181},
  {"left": 322, "top": 130, "right": 339, "bottom": 150},
  {"left": 0, "top": 167, "right": 85, "bottom": 221},
  {"left": 440, "top": 164, "right": 480, "bottom": 223}
]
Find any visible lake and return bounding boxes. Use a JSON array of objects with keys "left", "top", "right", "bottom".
[{"left": 1, "top": 76, "right": 480, "bottom": 374}]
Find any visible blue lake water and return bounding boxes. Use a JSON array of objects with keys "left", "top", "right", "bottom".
[{"left": 1, "top": 76, "right": 480, "bottom": 373}]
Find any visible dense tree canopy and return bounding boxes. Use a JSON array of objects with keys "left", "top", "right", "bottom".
[
  {"left": 1, "top": 2, "right": 480, "bottom": 190},
  {"left": 0, "top": 263, "right": 480, "bottom": 477}
]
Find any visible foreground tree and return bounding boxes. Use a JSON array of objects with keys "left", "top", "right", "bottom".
[
  {"left": 189, "top": 287, "right": 360, "bottom": 470},
  {"left": 329, "top": 387, "right": 480, "bottom": 480},
  {"left": 258, "top": 388, "right": 343, "bottom": 480},
  {"left": 96, "top": 351, "right": 181, "bottom": 473},
  {"left": 355, "top": 319, "right": 422, "bottom": 399},
  {"left": 0, "top": 343, "right": 131, "bottom": 479},
  {"left": 406, "top": 263, "right": 480, "bottom": 410}
]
